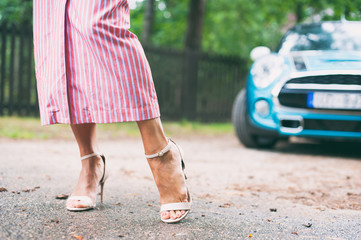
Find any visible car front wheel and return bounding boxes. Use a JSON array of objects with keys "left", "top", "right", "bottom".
[{"left": 232, "top": 89, "right": 278, "bottom": 148}]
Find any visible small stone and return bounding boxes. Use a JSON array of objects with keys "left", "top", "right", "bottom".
[
  {"left": 270, "top": 208, "right": 277, "bottom": 212},
  {"left": 303, "top": 223, "right": 312, "bottom": 228},
  {"left": 0, "top": 187, "right": 8, "bottom": 192},
  {"left": 56, "top": 194, "right": 69, "bottom": 199},
  {"left": 218, "top": 203, "right": 231, "bottom": 208}
]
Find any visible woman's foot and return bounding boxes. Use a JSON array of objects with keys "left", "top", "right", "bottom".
[
  {"left": 146, "top": 141, "right": 189, "bottom": 221},
  {"left": 66, "top": 155, "right": 104, "bottom": 209}
]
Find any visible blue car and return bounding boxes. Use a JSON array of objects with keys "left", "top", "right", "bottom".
[{"left": 232, "top": 21, "right": 361, "bottom": 148}]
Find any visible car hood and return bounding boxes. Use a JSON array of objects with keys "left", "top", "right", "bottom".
[{"left": 286, "top": 51, "right": 361, "bottom": 72}]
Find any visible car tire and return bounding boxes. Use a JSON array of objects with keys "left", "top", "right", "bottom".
[{"left": 232, "top": 89, "right": 278, "bottom": 148}]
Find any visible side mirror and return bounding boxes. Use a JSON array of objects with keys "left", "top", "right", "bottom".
[{"left": 250, "top": 46, "right": 271, "bottom": 61}]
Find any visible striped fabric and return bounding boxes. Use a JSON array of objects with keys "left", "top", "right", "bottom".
[{"left": 33, "top": 0, "right": 160, "bottom": 125}]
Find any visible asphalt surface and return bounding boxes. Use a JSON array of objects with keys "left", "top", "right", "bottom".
[{"left": 0, "top": 136, "right": 360, "bottom": 240}]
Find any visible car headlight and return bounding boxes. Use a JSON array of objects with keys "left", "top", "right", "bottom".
[{"left": 250, "top": 55, "right": 284, "bottom": 88}]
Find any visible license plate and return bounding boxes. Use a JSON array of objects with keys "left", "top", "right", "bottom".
[{"left": 307, "top": 92, "right": 361, "bottom": 110}]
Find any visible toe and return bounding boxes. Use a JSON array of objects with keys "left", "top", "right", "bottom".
[
  {"left": 67, "top": 199, "right": 91, "bottom": 209},
  {"left": 161, "top": 211, "right": 170, "bottom": 220},
  {"left": 66, "top": 200, "right": 78, "bottom": 208},
  {"left": 181, "top": 210, "right": 185, "bottom": 215},
  {"left": 175, "top": 210, "right": 183, "bottom": 218},
  {"left": 170, "top": 210, "right": 177, "bottom": 220}
]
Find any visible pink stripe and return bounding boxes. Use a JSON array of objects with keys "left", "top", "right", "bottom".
[{"left": 33, "top": 0, "right": 160, "bottom": 125}]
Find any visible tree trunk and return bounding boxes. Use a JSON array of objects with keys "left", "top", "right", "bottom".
[
  {"left": 184, "top": 0, "right": 206, "bottom": 51},
  {"left": 182, "top": 0, "right": 206, "bottom": 120},
  {"left": 142, "top": 0, "right": 156, "bottom": 45},
  {"left": 296, "top": 2, "right": 303, "bottom": 23}
]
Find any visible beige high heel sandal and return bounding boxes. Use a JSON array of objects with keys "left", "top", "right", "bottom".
[
  {"left": 146, "top": 139, "right": 192, "bottom": 223},
  {"left": 66, "top": 153, "right": 108, "bottom": 211}
]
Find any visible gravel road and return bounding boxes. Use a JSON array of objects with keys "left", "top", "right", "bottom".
[{"left": 0, "top": 135, "right": 360, "bottom": 239}]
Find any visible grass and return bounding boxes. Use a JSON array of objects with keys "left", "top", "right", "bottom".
[{"left": 0, "top": 116, "right": 234, "bottom": 140}]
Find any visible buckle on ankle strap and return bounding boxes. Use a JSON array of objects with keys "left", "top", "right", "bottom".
[{"left": 145, "top": 139, "right": 171, "bottom": 159}]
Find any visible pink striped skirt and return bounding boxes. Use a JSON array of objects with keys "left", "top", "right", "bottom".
[{"left": 33, "top": 0, "right": 160, "bottom": 125}]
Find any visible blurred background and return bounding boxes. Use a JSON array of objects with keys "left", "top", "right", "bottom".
[{"left": 1, "top": 0, "right": 361, "bottom": 122}]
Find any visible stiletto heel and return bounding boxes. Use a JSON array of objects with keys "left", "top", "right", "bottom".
[
  {"left": 66, "top": 153, "right": 107, "bottom": 211},
  {"left": 98, "top": 154, "right": 108, "bottom": 204},
  {"left": 100, "top": 182, "right": 105, "bottom": 203},
  {"left": 145, "top": 139, "right": 192, "bottom": 223}
]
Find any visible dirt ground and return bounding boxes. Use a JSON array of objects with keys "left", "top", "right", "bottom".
[
  {"left": 0, "top": 134, "right": 360, "bottom": 239},
  {"left": 181, "top": 135, "right": 361, "bottom": 211},
  {"left": 2, "top": 134, "right": 360, "bottom": 210}
]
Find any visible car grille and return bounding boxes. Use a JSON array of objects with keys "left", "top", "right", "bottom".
[
  {"left": 287, "top": 74, "right": 361, "bottom": 85},
  {"left": 278, "top": 74, "right": 361, "bottom": 110},
  {"left": 303, "top": 119, "right": 361, "bottom": 132}
]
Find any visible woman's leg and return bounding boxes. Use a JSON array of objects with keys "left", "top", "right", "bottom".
[
  {"left": 66, "top": 123, "right": 104, "bottom": 208},
  {"left": 137, "top": 118, "right": 188, "bottom": 220}
]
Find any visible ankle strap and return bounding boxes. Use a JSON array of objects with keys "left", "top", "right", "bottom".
[
  {"left": 81, "top": 152, "right": 101, "bottom": 161},
  {"left": 145, "top": 139, "right": 171, "bottom": 159}
]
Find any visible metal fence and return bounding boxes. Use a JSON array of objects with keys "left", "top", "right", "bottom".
[
  {"left": 0, "top": 23, "right": 38, "bottom": 116},
  {"left": 0, "top": 23, "right": 248, "bottom": 121}
]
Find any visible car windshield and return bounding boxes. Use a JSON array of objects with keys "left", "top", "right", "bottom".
[{"left": 278, "top": 22, "right": 361, "bottom": 54}]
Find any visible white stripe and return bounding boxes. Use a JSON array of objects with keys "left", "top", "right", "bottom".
[
  {"left": 89, "top": 0, "right": 105, "bottom": 122},
  {"left": 130, "top": 37, "right": 147, "bottom": 119},
  {"left": 128, "top": 37, "right": 143, "bottom": 119},
  {"left": 285, "top": 83, "right": 361, "bottom": 91},
  {"left": 135, "top": 40, "right": 153, "bottom": 118},
  {"left": 76, "top": 0, "right": 90, "bottom": 123},
  {"left": 108, "top": 3, "right": 125, "bottom": 122},
  {"left": 96, "top": 0, "right": 113, "bottom": 122},
  {"left": 101, "top": 1, "right": 119, "bottom": 122},
  {"left": 66, "top": 7, "right": 80, "bottom": 123},
  {"left": 60, "top": 0, "right": 69, "bottom": 123},
  {"left": 109, "top": 6, "right": 125, "bottom": 122},
  {"left": 116, "top": 11, "right": 133, "bottom": 121},
  {"left": 114, "top": 2, "right": 130, "bottom": 121}
]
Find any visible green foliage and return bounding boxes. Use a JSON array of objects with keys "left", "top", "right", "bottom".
[
  {"left": 203, "top": 0, "right": 287, "bottom": 57},
  {"left": 131, "top": 0, "right": 188, "bottom": 48},
  {"left": 2, "top": 0, "right": 361, "bottom": 57},
  {"left": 0, "top": 0, "right": 32, "bottom": 25},
  {"left": 131, "top": 0, "right": 361, "bottom": 58},
  {"left": 0, "top": 116, "right": 233, "bottom": 139}
]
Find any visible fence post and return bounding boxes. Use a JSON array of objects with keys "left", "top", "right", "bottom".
[
  {"left": 18, "top": 27, "right": 25, "bottom": 115},
  {"left": 0, "top": 23, "right": 7, "bottom": 115},
  {"left": 26, "top": 28, "right": 34, "bottom": 115},
  {"left": 9, "top": 24, "right": 16, "bottom": 115},
  {"left": 182, "top": 49, "right": 198, "bottom": 120}
]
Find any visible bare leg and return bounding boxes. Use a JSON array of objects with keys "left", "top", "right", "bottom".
[
  {"left": 137, "top": 118, "right": 188, "bottom": 220},
  {"left": 66, "top": 123, "right": 104, "bottom": 208}
]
